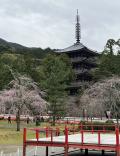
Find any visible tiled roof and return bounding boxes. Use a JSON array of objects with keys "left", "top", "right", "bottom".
[
  {"left": 55, "top": 42, "right": 98, "bottom": 54},
  {"left": 56, "top": 43, "right": 84, "bottom": 53}
]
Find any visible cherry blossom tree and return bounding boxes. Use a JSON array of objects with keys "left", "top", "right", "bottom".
[
  {"left": 0, "top": 73, "right": 47, "bottom": 131},
  {"left": 80, "top": 77, "right": 120, "bottom": 123}
]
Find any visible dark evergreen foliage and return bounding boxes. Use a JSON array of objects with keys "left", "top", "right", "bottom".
[{"left": 0, "top": 38, "right": 53, "bottom": 58}]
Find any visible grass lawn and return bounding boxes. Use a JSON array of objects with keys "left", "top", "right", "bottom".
[
  {"left": 0, "top": 120, "right": 51, "bottom": 145},
  {"left": 0, "top": 120, "right": 72, "bottom": 145}
]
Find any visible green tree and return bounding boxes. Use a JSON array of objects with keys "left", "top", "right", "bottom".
[
  {"left": 0, "top": 53, "right": 27, "bottom": 89},
  {"left": 104, "top": 39, "right": 116, "bottom": 55},
  {"left": 92, "top": 39, "right": 120, "bottom": 80},
  {"left": 116, "top": 39, "right": 120, "bottom": 55},
  {"left": 0, "top": 53, "right": 27, "bottom": 73},
  {"left": 0, "top": 53, "right": 17, "bottom": 65},
  {"left": 0, "top": 62, "right": 13, "bottom": 90},
  {"left": 39, "top": 54, "right": 74, "bottom": 125}
]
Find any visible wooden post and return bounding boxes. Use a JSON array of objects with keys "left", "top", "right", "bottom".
[
  {"left": 73, "top": 124, "right": 75, "bottom": 134},
  {"left": 56, "top": 128, "right": 58, "bottom": 136},
  {"left": 46, "top": 146, "right": 48, "bottom": 156},
  {"left": 102, "top": 150, "right": 105, "bottom": 155},
  {"left": 80, "top": 123, "right": 83, "bottom": 131},
  {"left": 46, "top": 127, "right": 48, "bottom": 138},
  {"left": 64, "top": 127, "right": 68, "bottom": 156},
  {"left": 58, "top": 127, "right": 60, "bottom": 136},
  {"left": 65, "top": 127, "right": 68, "bottom": 145},
  {"left": 98, "top": 131, "right": 100, "bottom": 145},
  {"left": 36, "top": 130, "right": 39, "bottom": 141},
  {"left": 23, "top": 128, "right": 26, "bottom": 156},
  {"left": 51, "top": 129, "right": 53, "bottom": 142},
  {"left": 56, "top": 127, "right": 60, "bottom": 136},
  {"left": 64, "top": 147, "right": 68, "bottom": 156},
  {"left": 81, "top": 130, "right": 84, "bottom": 144},
  {"left": 85, "top": 149, "right": 88, "bottom": 155},
  {"left": 91, "top": 124, "right": 94, "bottom": 134},
  {"left": 116, "top": 128, "right": 120, "bottom": 156}
]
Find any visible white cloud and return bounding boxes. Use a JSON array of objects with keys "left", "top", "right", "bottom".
[{"left": 0, "top": 0, "right": 120, "bottom": 52}]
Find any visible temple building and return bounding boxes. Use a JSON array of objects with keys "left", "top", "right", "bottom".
[{"left": 55, "top": 10, "right": 99, "bottom": 95}]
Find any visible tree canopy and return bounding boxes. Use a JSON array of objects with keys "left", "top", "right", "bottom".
[
  {"left": 80, "top": 77, "right": 120, "bottom": 123},
  {"left": 38, "top": 54, "right": 74, "bottom": 125},
  {"left": 0, "top": 73, "right": 47, "bottom": 131},
  {"left": 92, "top": 38, "right": 120, "bottom": 80}
]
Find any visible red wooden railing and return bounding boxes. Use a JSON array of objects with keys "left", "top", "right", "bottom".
[{"left": 23, "top": 125, "right": 120, "bottom": 156}]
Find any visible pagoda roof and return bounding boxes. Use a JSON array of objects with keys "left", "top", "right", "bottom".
[{"left": 55, "top": 42, "right": 99, "bottom": 55}]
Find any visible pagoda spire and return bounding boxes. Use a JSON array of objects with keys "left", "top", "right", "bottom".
[{"left": 75, "top": 9, "right": 81, "bottom": 44}]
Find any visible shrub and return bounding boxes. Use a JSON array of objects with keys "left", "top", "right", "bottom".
[{"left": 105, "top": 120, "right": 114, "bottom": 124}]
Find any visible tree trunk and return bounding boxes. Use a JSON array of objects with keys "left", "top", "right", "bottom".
[
  {"left": 91, "top": 116, "right": 92, "bottom": 123},
  {"left": 52, "top": 115, "right": 55, "bottom": 126},
  {"left": 116, "top": 116, "right": 119, "bottom": 128},
  {"left": 16, "top": 110, "right": 20, "bottom": 131}
]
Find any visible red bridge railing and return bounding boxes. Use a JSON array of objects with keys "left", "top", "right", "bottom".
[{"left": 23, "top": 125, "right": 120, "bottom": 156}]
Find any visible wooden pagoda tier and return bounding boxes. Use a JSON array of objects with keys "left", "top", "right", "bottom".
[{"left": 55, "top": 42, "right": 99, "bottom": 95}]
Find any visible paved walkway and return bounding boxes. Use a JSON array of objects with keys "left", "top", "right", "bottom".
[{"left": 30, "top": 133, "right": 117, "bottom": 145}]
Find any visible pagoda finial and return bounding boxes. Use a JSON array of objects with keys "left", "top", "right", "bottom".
[
  {"left": 75, "top": 9, "right": 81, "bottom": 44},
  {"left": 77, "top": 9, "right": 78, "bottom": 15}
]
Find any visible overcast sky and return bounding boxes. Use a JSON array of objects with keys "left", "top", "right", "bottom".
[{"left": 0, "top": 0, "right": 120, "bottom": 52}]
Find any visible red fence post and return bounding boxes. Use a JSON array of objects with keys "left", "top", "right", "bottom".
[
  {"left": 116, "top": 128, "right": 119, "bottom": 145},
  {"left": 58, "top": 127, "right": 60, "bottom": 136},
  {"left": 65, "top": 127, "right": 68, "bottom": 144},
  {"left": 64, "top": 127, "right": 68, "bottom": 156},
  {"left": 23, "top": 128, "right": 26, "bottom": 156},
  {"left": 98, "top": 131, "right": 100, "bottom": 145},
  {"left": 116, "top": 128, "right": 120, "bottom": 156},
  {"left": 56, "top": 127, "right": 60, "bottom": 136},
  {"left": 36, "top": 130, "right": 39, "bottom": 141},
  {"left": 46, "top": 127, "right": 48, "bottom": 138},
  {"left": 80, "top": 123, "right": 83, "bottom": 131},
  {"left": 56, "top": 128, "right": 58, "bottom": 136},
  {"left": 51, "top": 129, "right": 53, "bottom": 142},
  {"left": 81, "top": 130, "right": 84, "bottom": 144}
]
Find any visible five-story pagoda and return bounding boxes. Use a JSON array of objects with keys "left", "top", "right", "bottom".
[{"left": 56, "top": 10, "right": 99, "bottom": 95}]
